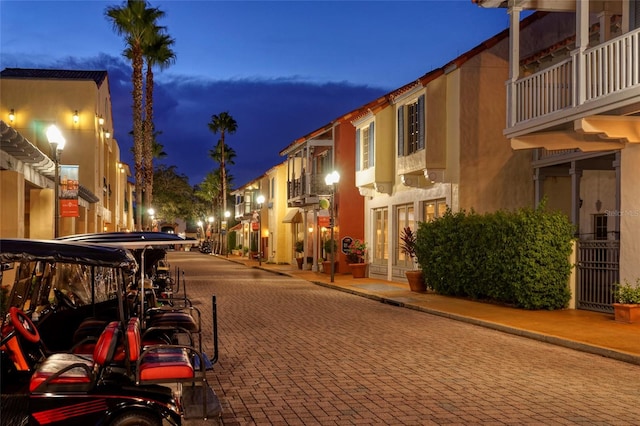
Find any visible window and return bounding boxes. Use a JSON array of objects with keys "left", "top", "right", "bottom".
[
  {"left": 593, "top": 214, "right": 607, "bottom": 240},
  {"left": 356, "top": 122, "right": 375, "bottom": 171},
  {"left": 362, "top": 127, "right": 370, "bottom": 170},
  {"left": 396, "top": 204, "right": 415, "bottom": 267},
  {"left": 397, "top": 94, "right": 425, "bottom": 157},
  {"left": 373, "top": 208, "right": 388, "bottom": 264},
  {"left": 423, "top": 199, "right": 447, "bottom": 222}
]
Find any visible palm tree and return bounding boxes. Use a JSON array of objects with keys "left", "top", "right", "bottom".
[
  {"left": 129, "top": 127, "right": 168, "bottom": 160},
  {"left": 207, "top": 112, "right": 237, "bottom": 219},
  {"left": 143, "top": 31, "right": 176, "bottom": 213},
  {"left": 208, "top": 139, "right": 237, "bottom": 167},
  {"left": 105, "top": 0, "right": 165, "bottom": 230}
]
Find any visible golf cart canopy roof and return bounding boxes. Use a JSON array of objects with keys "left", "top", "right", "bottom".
[
  {"left": 58, "top": 232, "right": 195, "bottom": 249},
  {"left": 0, "top": 239, "right": 137, "bottom": 272}
]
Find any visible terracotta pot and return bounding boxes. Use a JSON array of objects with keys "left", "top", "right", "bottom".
[
  {"left": 322, "top": 261, "right": 338, "bottom": 274},
  {"left": 296, "top": 257, "right": 303, "bottom": 270},
  {"left": 406, "top": 270, "right": 426, "bottom": 292},
  {"left": 349, "top": 263, "right": 368, "bottom": 278},
  {"left": 613, "top": 303, "right": 640, "bottom": 323}
]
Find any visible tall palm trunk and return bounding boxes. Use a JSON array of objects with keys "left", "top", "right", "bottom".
[
  {"left": 133, "top": 47, "right": 144, "bottom": 231},
  {"left": 220, "top": 131, "right": 226, "bottom": 218},
  {"left": 144, "top": 62, "right": 154, "bottom": 226}
]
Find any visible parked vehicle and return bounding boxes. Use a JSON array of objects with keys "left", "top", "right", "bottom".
[{"left": 1, "top": 238, "right": 220, "bottom": 425}]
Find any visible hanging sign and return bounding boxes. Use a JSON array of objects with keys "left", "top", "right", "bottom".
[{"left": 60, "top": 165, "right": 79, "bottom": 217}]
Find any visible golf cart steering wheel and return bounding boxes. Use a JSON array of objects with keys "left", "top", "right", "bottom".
[
  {"left": 54, "top": 288, "right": 78, "bottom": 310},
  {"left": 9, "top": 307, "right": 40, "bottom": 344}
]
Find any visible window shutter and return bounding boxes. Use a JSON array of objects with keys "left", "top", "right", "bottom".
[
  {"left": 355, "top": 128, "right": 361, "bottom": 171},
  {"left": 418, "top": 94, "right": 425, "bottom": 150},
  {"left": 369, "top": 122, "right": 375, "bottom": 167},
  {"left": 397, "top": 106, "right": 404, "bottom": 156}
]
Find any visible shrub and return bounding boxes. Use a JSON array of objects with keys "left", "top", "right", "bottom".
[
  {"left": 613, "top": 279, "right": 640, "bottom": 304},
  {"left": 415, "top": 203, "right": 574, "bottom": 310}
]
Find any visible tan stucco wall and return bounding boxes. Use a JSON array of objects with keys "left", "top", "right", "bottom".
[
  {"left": 425, "top": 77, "right": 447, "bottom": 170},
  {"left": 0, "top": 171, "right": 26, "bottom": 237},
  {"left": 457, "top": 37, "right": 534, "bottom": 213},
  {"left": 1, "top": 74, "right": 127, "bottom": 235},
  {"left": 267, "top": 162, "right": 294, "bottom": 264},
  {"left": 543, "top": 176, "right": 572, "bottom": 217},
  {"left": 374, "top": 107, "right": 395, "bottom": 184},
  {"left": 619, "top": 143, "right": 640, "bottom": 282}
]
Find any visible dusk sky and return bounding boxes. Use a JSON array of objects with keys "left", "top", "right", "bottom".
[{"left": 0, "top": 0, "right": 514, "bottom": 188}]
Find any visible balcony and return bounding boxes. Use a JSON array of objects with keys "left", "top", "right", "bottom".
[
  {"left": 507, "top": 28, "right": 640, "bottom": 137},
  {"left": 287, "top": 173, "right": 329, "bottom": 207}
]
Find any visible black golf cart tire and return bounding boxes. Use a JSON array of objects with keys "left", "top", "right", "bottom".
[{"left": 109, "top": 411, "right": 162, "bottom": 426}]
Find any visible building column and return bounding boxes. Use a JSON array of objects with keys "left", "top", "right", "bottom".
[
  {"left": 613, "top": 152, "right": 621, "bottom": 240},
  {"left": 619, "top": 144, "right": 640, "bottom": 281},
  {"left": 30, "top": 188, "right": 54, "bottom": 239},
  {"left": 0, "top": 171, "right": 26, "bottom": 238}
]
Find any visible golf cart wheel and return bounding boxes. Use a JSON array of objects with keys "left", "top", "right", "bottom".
[{"left": 110, "top": 411, "right": 161, "bottom": 426}]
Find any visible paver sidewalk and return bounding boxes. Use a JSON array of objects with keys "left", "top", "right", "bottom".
[{"left": 223, "top": 254, "right": 640, "bottom": 365}]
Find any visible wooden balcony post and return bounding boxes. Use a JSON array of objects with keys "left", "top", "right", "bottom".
[{"left": 507, "top": 5, "right": 521, "bottom": 127}]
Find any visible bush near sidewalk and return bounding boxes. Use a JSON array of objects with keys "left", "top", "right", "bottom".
[{"left": 415, "top": 203, "right": 575, "bottom": 310}]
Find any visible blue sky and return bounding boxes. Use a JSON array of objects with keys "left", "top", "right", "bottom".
[{"left": 0, "top": 0, "right": 512, "bottom": 187}]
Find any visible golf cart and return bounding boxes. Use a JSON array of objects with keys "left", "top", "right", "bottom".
[{"left": 1, "top": 238, "right": 220, "bottom": 425}]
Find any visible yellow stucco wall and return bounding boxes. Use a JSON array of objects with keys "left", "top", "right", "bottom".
[
  {"left": 1, "top": 74, "right": 128, "bottom": 236},
  {"left": 456, "top": 38, "right": 534, "bottom": 213},
  {"left": 619, "top": 143, "right": 640, "bottom": 282}
]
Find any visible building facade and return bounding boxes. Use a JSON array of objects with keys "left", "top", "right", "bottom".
[
  {"left": 475, "top": 0, "right": 640, "bottom": 312},
  {"left": 0, "top": 68, "right": 133, "bottom": 238},
  {"left": 352, "top": 26, "right": 534, "bottom": 282}
]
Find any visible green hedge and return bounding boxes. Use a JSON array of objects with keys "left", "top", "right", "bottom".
[{"left": 415, "top": 204, "right": 574, "bottom": 310}]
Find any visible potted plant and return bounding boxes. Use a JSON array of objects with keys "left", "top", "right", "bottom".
[
  {"left": 322, "top": 239, "right": 338, "bottom": 274},
  {"left": 400, "top": 226, "right": 427, "bottom": 292},
  {"left": 294, "top": 240, "right": 305, "bottom": 269},
  {"left": 612, "top": 279, "right": 640, "bottom": 323},
  {"left": 346, "top": 239, "right": 368, "bottom": 278}
]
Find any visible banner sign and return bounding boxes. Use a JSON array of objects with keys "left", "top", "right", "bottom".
[
  {"left": 60, "top": 165, "right": 79, "bottom": 217},
  {"left": 318, "top": 216, "right": 330, "bottom": 227}
]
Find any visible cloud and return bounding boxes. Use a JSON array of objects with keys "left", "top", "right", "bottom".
[{"left": 2, "top": 52, "right": 388, "bottom": 188}]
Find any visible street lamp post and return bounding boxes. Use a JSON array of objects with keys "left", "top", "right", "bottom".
[
  {"left": 208, "top": 216, "right": 214, "bottom": 254},
  {"left": 324, "top": 171, "right": 340, "bottom": 283},
  {"left": 256, "top": 195, "right": 265, "bottom": 266},
  {"left": 224, "top": 210, "right": 231, "bottom": 257},
  {"left": 47, "top": 125, "right": 66, "bottom": 238}
]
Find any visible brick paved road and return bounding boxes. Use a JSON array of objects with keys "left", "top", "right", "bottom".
[{"left": 170, "top": 251, "right": 640, "bottom": 426}]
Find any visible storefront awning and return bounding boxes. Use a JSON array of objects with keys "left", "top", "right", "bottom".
[{"left": 282, "top": 208, "right": 301, "bottom": 223}]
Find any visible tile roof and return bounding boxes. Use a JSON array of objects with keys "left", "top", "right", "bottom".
[{"left": 0, "top": 68, "right": 108, "bottom": 87}]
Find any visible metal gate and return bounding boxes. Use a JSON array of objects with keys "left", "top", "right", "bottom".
[{"left": 576, "top": 240, "right": 619, "bottom": 313}]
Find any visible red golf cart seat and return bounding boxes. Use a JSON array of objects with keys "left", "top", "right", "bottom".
[
  {"left": 126, "top": 317, "right": 195, "bottom": 382},
  {"left": 30, "top": 321, "right": 120, "bottom": 393}
]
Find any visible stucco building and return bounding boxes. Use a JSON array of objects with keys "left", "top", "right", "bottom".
[{"left": 0, "top": 68, "right": 133, "bottom": 238}]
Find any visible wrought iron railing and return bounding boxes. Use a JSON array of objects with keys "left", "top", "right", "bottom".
[{"left": 576, "top": 239, "right": 619, "bottom": 313}]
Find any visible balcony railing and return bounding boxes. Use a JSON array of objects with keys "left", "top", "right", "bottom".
[
  {"left": 287, "top": 174, "right": 330, "bottom": 203},
  {"left": 511, "top": 28, "right": 640, "bottom": 126}
]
